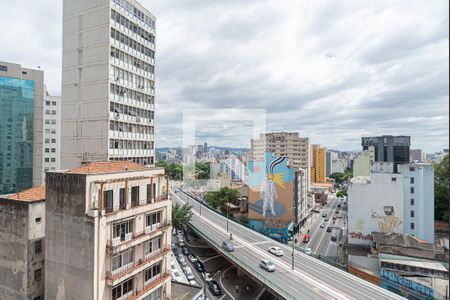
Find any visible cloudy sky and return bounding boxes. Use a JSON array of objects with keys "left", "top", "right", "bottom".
[{"left": 1, "top": 0, "right": 448, "bottom": 152}]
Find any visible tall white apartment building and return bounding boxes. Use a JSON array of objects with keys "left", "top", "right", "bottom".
[
  {"left": 42, "top": 87, "right": 61, "bottom": 179},
  {"left": 250, "top": 132, "right": 310, "bottom": 187},
  {"left": 61, "top": 0, "right": 156, "bottom": 169},
  {"left": 45, "top": 161, "right": 171, "bottom": 300}
]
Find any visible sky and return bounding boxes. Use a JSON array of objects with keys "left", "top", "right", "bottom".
[{"left": 0, "top": 0, "right": 448, "bottom": 152}]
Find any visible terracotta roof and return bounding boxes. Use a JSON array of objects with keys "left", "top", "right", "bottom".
[
  {"left": 5, "top": 185, "right": 45, "bottom": 202},
  {"left": 67, "top": 161, "right": 147, "bottom": 174}
]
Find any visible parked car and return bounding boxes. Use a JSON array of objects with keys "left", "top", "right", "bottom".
[
  {"left": 183, "top": 267, "right": 195, "bottom": 281},
  {"left": 326, "top": 227, "right": 332, "bottom": 232},
  {"left": 178, "top": 240, "right": 186, "bottom": 247},
  {"left": 320, "top": 223, "right": 325, "bottom": 228},
  {"left": 260, "top": 259, "right": 276, "bottom": 272},
  {"left": 202, "top": 272, "right": 213, "bottom": 282},
  {"left": 177, "top": 254, "right": 187, "bottom": 266},
  {"left": 337, "top": 204, "right": 341, "bottom": 208},
  {"left": 222, "top": 241, "right": 234, "bottom": 252},
  {"left": 208, "top": 280, "right": 222, "bottom": 296},
  {"left": 322, "top": 213, "right": 327, "bottom": 218},
  {"left": 188, "top": 254, "right": 198, "bottom": 263},
  {"left": 194, "top": 261, "right": 205, "bottom": 273},
  {"left": 303, "top": 247, "right": 312, "bottom": 255},
  {"left": 181, "top": 247, "right": 190, "bottom": 256},
  {"left": 325, "top": 218, "right": 329, "bottom": 221},
  {"left": 189, "top": 280, "right": 199, "bottom": 286},
  {"left": 331, "top": 234, "right": 337, "bottom": 241},
  {"left": 268, "top": 246, "right": 284, "bottom": 257}
]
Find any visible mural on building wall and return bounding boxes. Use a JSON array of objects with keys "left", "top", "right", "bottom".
[{"left": 371, "top": 206, "right": 402, "bottom": 235}]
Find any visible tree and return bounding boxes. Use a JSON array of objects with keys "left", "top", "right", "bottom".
[
  {"left": 172, "top": 203, "right": 193, "bottom": 229},
  {"left": 205, "top": 187, "right": 240, "bottom": 211},
  {"left": 156, "top": 161, "right": 183, "bottom": 180},
  {"left": 434, "top": 154, "right": 449, "bottom": 221},
  {"left": 330, "top": 172, "right": 344, "bottom": 184},
  {"left": 195, "top": 162, "right": 210, "bottom": 179},
  {"left": 336, "top": 189, "right": 347, "bottom": 198}
]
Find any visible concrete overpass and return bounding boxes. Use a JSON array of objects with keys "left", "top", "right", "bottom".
[{"left": 172, "top": 188, "right": 405, "bottom": 300}]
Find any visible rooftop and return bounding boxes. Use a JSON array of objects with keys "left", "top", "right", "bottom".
[
  {"left": 3, "top": 185, "right": 45, "bottom": 202},
  {"left": 67, "top": 161, "right": 148, "bottom": 175}
]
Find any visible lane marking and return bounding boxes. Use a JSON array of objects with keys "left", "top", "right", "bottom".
[{"left": 219, "top": 266, "right": 236, "bottom": 300}]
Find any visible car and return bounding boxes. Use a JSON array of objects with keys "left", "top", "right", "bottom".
[
  {"left": 337, "top": 215, "right": 343, "bottom": 219},
  {"left": 188, "top": 254, "right": 198, "bottom": 263},
  {"left": 181, "top": 247, "right": 190, "bottom": 256},
  {"left": 326, "top": 227, "right": 332, "bottom": 232},
  {"left": 177, "top": 229, "right": 183, "bottom": 235},
  {"left": 268, "top": 246, "right": 284, "bottom": 257},
  {"left": 302, "top": 235, "right": 310, "bottom": 243},
  {"left": 260, "top": 259, "right": 276, "bottom": 272},
  {"left": 322, "top": 213, "right": 327, "bottom": 218},
  {"left": 194, "top": 261, "right": 205, "bottom": 272},
  {"left": 202, "top": 272, "right": 213, "bottom": 282},
  {"left": 208, "top": 280, "right": 222, "bottom": 296},
  {"left": 320, "top": 223, "right": 325, "bottom": 228},
  {"left": 222, "top": 241, "right": 234, "bottom": 252},
  {"left": 177, "top": 254, "right": 187, "bottom": 266},
  {"left": 333, "top": 215, "right": 337, "bottom": 220},
  {"left": 189, "top": 280, "right": 199, "bottom": 286},
  {"left": 331, "top": 235, "right": 337, "bottom": 241},
  {"left": 324, "top": 218, "right": 329, "bottom": 221},
  {"left": 178, "top": 240, "right": 186, "bottom": 247},
  {"left": 337, "top": 204, "right": 341, "bottom": 208},
  {"left": 183, "top": 267, "right": 195, "bottom": 281},
  {"left": 304, "top": 247, "right": 312, "bottom": 255}
]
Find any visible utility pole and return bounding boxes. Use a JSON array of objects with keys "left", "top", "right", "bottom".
[{"left": 226, "top": 200, "right": 230, "bottom": 233}]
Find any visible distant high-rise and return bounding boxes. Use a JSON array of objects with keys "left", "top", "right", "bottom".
[
  {"left": 361, "top": 135, "right": 410, "bottom": 172},
  {"left": 42, "top": 87, "right": 61, "bottom": 180},
  {"left": 311, "top": 144, "right": 326, "bottom": 183},
  {"left": 0, "top": 61, "right": 44, "bottom": 194},
  {"left": 409, "top": 149, "right": 425, "bottom": 162},
  {"left": 61, "top": 0, "right": 156, "bottom": 169}
]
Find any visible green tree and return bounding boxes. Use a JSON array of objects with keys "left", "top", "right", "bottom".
[
  {"left": 172, "top": 203, "right": 193, "bottom": 229},
  {"left": 336, "top": 189, "right": 347, "bottom": 198},
  {"left": 195, "top": 162, "right": 210, "bottom": 179},
  {"left": 205, "top": 187, "right": 239, "bottom": 211},
  {"left": 156, "top": 161, "right": 183, "bottom": 180},
  {"left": 330, "top": 172, "right": 344, "bottom": 184},
  {"left": 435, "top": 154, "right": 449, "bottom": 221}
]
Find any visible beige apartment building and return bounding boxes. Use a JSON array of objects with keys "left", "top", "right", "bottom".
[
  {"left": 45, "top": 161, "right": 171, "bottom": 300},
  {"left": 61, "top": 0, "right": 156, "bottom": 169},
  {"left": 250, "top": 132, "right": 310, "bottom": 184}
]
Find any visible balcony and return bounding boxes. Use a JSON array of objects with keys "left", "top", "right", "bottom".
[
  {"left": 128, "top": 271, "right": 171, "bottom": 300},
  {"left": 106, "top": 246, "right": 171, "bottom": 285},
  {"left": 107, "top": 221, "right": 171, "bottom": 254}
]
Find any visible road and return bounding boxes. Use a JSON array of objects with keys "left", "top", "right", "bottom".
[
  {"left": 306, "top": 196, "right": 347, "bottom": 263},
  {"left": 172, "top": 189, "right": 404, "bottom": 300}
]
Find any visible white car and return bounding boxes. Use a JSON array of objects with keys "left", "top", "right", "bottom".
[
  {"left": 189, "top": 280, "right": 199, "bottom": 286},
  {"left": 202, "top": 272, "right": 213, "bottom": 282},
  {"left": 268, "top": 246, "right": 284, "bottom": 257},
  {"left": 320, "top": 223, "right": 325, "bottom": 228},
  {"left": 177, "top": 254, "right": 187, "bottom": 266},
  {"left": 304, "top": 247, "right": 312, "bottom": 255},
  {"left": 183, "top": 267, "right": 195, "bottom": 281},
  {"left": 260, "top": 259, "right": 276, "bottom": 272},
  {"left": 188, "top": 254, "right": 198, "bottom": 263}
]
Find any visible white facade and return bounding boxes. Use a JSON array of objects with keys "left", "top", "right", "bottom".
[
  {"left": 219, "top": 156, "right": 246, "bottom": 181},
  {"left": 348, "top": 166, "right": 404, "bottom": 245},
  {"left": 295, "top": 168, "right": 310, "bottom": 224},
  {"left": 61, "top": 0, "right": 156, "bottom": 169},
  {"left": 398, "top": 163, "right": 434, "bottom": 243},
  {"left": 42, "top": 88, "right": 61, "bottom": 179},
  {"left": 332, "top": 158, "right": 348, "bottom": 174}
]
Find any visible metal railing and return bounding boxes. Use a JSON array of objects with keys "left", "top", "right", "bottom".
[{"left": 128, "top": 270, "right": 171, "bottom": 300}]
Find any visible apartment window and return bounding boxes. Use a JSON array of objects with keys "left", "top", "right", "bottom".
[
  {"left": 51, "top": 119, "right": 56, "bottom": 124},
  {"left": 51, "top": 158, "right": 56, "bottom": 162},
  {"left": 146, "top": 184, "right": 153, "bottom": 203},
  {"left": 410, "top": 211, "right": 415, "bottom": 218},
  {"left": 45, "top": 138, "right": 50, "bottom": 143},
  {"left": 410, "top": 187, "right": 415, "bottom": 194},
  {"left": 112, "top": 278, "right": 133, "bottom": 300},
  {"left": 142, "top": 288, "right": 161, "bottom": 300},
  {"left": 51, "top": 129, "right": 56, "bottom": 134},
  {"left": 45, "top": 110, "right": 50, "bottom": 115},
  {"left": 45, "top": 158, "right": 50, "bottom": 162},
  {"left": 112, "top": 248, "right": 133, "bottom": 271},
  {"left": 410, "top": 177, "right": 414, "bottom": 184},
  {"left": 410, "top": 223, "right": 415, "bottom": 230},
  {"left": 409, "top": 166, "right": 415, "bottom": 172},
  {"left": 51, "top": 110, "right": 56, "bottom": 115},
  {"left": 144, "top": 262, "right": 161, "bottom": 283},
  {"left": 119, "top": 188, "right": 126, "bottom": 209},
  {"left": 0, "top": 65, "right": 8, "bottom": 71},
  {"left": 51, "top": 139, "right": 56, "bottom": 143},
  {"left": 410, "top": 198, "right": 415, "bottom": 205},
  {"left": 34, "top": 240, "right": 43, "bottom": 254},
  {"left": 144, "top": 236, "right": 161, "bottom": 256},
  {"left": 45, "top": 119, "right": 50, "bottom": 124},
  {"left": 391, "top": 177, "right": 396, "bottom": 182},
  {"left": 51, "top": 148, "right": 56, "bottom": 153},
  {"left": 113, "top": 220, "right": 133, "bottom": 241},
  {"left": 45, "top": 148, "right": 50, "bottom": 153},
  {"left": 146, "top": 211, "right": 161, "bottom": 228},
  {"left": 34, "top": 268, "right": 42, "bottom": 281},
  {"left": 35, "top": 217, "right": 42, "bottom": 224},
  {"left": 104, "top": 190, "right": 114, "bottom": 213},
  {"left": 52, "top": 101, "right": 57, "bottom": 106},
  {"left": 131, "top": 186, "right": 139, "bottom": 207},
  {"left": 45, "top": 129, "right": 50, "bottom": 134},
  {"left": 45, "top": 101, "right": 50, "bottom": 106}
]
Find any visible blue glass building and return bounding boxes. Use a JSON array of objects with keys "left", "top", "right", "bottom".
[{"left": 0, "top": 76, "right": 34, "bottom": 194}]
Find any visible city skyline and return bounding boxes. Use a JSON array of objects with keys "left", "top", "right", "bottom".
[{"left": 0, "top": 0, "right": 448, "bottom": 152}]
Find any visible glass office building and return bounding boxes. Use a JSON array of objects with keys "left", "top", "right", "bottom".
[{"left": 0, "top": 76, "right": 34, "bottom": 194}]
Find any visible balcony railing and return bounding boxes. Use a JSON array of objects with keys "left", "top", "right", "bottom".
[
  {"left": 128, "top": 270, "right": 171, "bottom": 300},
  {"left": 106, "top": 246, "right": 170, "bottom": 282},
  {"left": 104, "top": 196, "right": 167, "bottom": 216},
  {"left": 107, "top": 221, "right": 171, "bottom": 251}
]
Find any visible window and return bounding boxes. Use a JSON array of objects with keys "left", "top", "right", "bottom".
[
  {"left": 144, "top": 262, "right": 161, "bottom": 283},
  {"left": 104, "top": 190, "right": 114, "bottom": 213},
  {"left": 45, "top": 158, "right": 50, "bottom": 162},
  {"left": 112, "top": 248, "right": 133, "bottom": 271},
  {"left": 410, "top": 211, "right": 415, "bottom": 218},
  {"left": 34, "top": 240, "right": 43, "bottom": 254},
  {"left": 45, "top": 148, "right": 50, "bottom": 153},
  {"left": 391, "top": 177, "right": 396, "bottom": 182},
  {"left": 51, "top": 110, "right": 56, "bottom": 115},
  {"left": 45, "top": 119, "right": 50, "bottom": 124},
  {"left": 142, "top": 288, "right": 161, "bottom": 300},
  {"left": 119, "top": 188, "right": 126, "bottom": 209},
  {"left": 51, "top": 148, "right": 56, "bottom": 153},
  {"left": 146, "top": 211, "right": 161, "bottom": 228},
  {"left": 410, "top": 198, "right": 415, "bottom": 205},
  {"left": 45, "top": 129, "right": 50, "bottom": 134},
  {"left": 51, "top": 158, "right": 56, "bottom": 162},
  {"left": 410, "top": 187, "right": 414, "bottom": 194},
  {"left": 0, "top": 65, "right": 8, "bottom": 71},
  {"left": 113, "top": 219, "right": 133, "bottom": 241},
  {"left": 410, "top": 177, "right": 414, "bottom": 184},
  {"left": 112, "top": 278, "right": 133, "bottom": 300},
  {"left": 34, "top": 268, "right": 42, "bottom": 281},
  {"left": 409, "top": 166, "right": 415, "bottom": 172},
  {"left": 51, "top": 119, "right": 56, "bottom": 125},
  {"left": 45, "top": 110, "right": 50, "bottom": 115},
  {"left": 51, "top": 139, "right": 56, "bottom": 143},
  {"left": 52, "top": 101, "right": 56, "bottom": 106},
  {"left": 131, "top": 186, "right": 139, "bottom": 207},
  {"left": 35, "top": 217, "right": 42, "bottom": 224},
  {"left": 144, "top": 236, "right": 161, "bottom": 256},
  {"left": 410, "top": 223, "right": 415, "bottom": 230},
  {"left": 45, "top": 101, "right": 50, "bottom": 106},
  {"left": 45, "top": 138, "right": 50, "bottom": 143},
  {"left": 146, "top": 184, "right": 153, "bottom": 203}
]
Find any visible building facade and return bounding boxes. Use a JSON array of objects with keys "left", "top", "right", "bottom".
[
  {"left": 0, "top": 61, "right": 44, "bottom": 194},
  {"left": 409, "top": 149, "right": 425, "bottom": 162},
  {"left": 250, "top": 132, "right": 310, "bottom": 186},
  {"left": 311, "top": 144, "right": 326, "bottom": 183},
  {"left": 42, "top": 88, "right": 61, "bottom": 179},
  {"left": 45, "top": 161, "right": 171, "bottom": 300},
  {"left": 398, "top": 163, "right": 434, "bottom": 243},
  {"left": 353, "top": 146, "right": 374, "bottom": 177},
  {"left": 361, "top": 136, "right": 410, "bottom": 172},
  {"left": 61, "top": 0, "right": 156, "bottom": 169},
  {"left": 0, "top": 186, "right": 46, "bottom": 300}
]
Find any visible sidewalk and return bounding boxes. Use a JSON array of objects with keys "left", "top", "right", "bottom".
[{"left": 298, "top": 210, "right": 321, "bottom": 241}]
